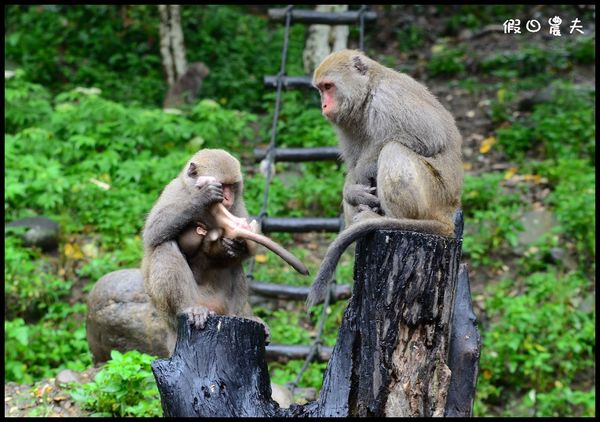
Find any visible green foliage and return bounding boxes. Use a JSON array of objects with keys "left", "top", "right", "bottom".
[
  {"left": 442, "top": 5, "right": 529, "bottom": 35},
  {"left": 5, "top": 5, "right": 165, "bottom": 106},
  {"left": 4, "top": 235, "right": 73, "bottom": 319},
  {"left": 183, "top": 6, "right": 306, "bottom": 111},
  {"left": 259, "top": 304, "right": 343, "bottom": 390},
  {"left": 270, "top": 360, "right": 328, "bottom": 391},
  {"left": 461, "top": 173, "right": 525, "bottom": 268},
  {"left": 5, "top": 86, "right": 257, "bottom": 247},
  {"left": 5, "top": 304, "right": 91, "bottom": 384},
  {"left": 566, "top": 36, "right": 595, "bottom": 65},
  {"left": 475, "top": 270, "right": 595, "bottom": 417},
  {"left": 5, "top": 5, "right": 305, "bottom": 112},
  {"left": 533, "top": 159, "right": 596, "bottom": 269},
  {"left": 427, "top": 44, "right": 466, "bottom": 77},
  {"left": 4, "top": 70, "right": 53, "bottom": 134},
  {"left": 480, "top": 46, "right": 570, "bottom": 79},
  {"left": 496, "top": 82, "right": 595, "bottom": 163},
  {"left": 396, "top": 24, "right": 427, "bottom": 52},
  {"left": 70, "top": 350, "right": 162, "bottom": 417}
]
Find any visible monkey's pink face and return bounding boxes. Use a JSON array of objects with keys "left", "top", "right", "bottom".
[
  {"left": 221, "top": 184, "right": 235, "bottom": 209},
  {"left": 316, "top": 81, "right": 336, "bottom": 120}
]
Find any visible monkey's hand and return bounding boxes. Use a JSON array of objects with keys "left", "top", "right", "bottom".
[
  {"left": 344, "top": 184, "right": 380, "bottom": 209},
  {"left": 221, "top": 237, "right": 249, "bottom": 259},
  {"left": 181, "top": 305, "right": 215, "bottom": 330},
  {"left": 193, "top": 181, "right": 224, "bottom": 210}
]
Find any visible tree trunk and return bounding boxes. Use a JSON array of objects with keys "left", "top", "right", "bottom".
[
  {"left": 152, "top": 226, "right": 479, "bottom": 417},
  {"left": 158, "top": 5, "right": 188, "bottom": 87},
  {"left": 158, "top": 5, "right": 174, "bottom": 86},
  {"left": 302, "top": 5, "right": 349, "bottom": 74}
]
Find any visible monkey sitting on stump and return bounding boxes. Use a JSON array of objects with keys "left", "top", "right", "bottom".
[
  {"left": 142, "top": 149, "right": 308, "bottom": 351},
  {"left": 307, "top": 49, "right": 464, "bottom": 307},
  {"left": 142, "top": 149, "right": 269, "bottom": 347}
]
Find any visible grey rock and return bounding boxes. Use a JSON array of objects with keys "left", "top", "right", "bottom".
[
  {"left": 517, "top": 209, "right": 556, "bottom": 247},
  {"left": 549, "top": 247, "right": 579, "bottom": 272},
  {"left": 86, "top": 269, "right": 175, "bottom": 363},
  {"left": 55, "top": 369, "right": 82, "bottom": 386},
  {"left": 6, "top": 217, "right": 60, "bottom": 252},
  {"left": 271, "top": 383, "right": 293, "bottom": 408}
]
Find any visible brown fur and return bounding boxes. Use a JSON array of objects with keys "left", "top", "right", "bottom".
[
  {"left": 307, "top": 50, "right": 464, "bottom": 307},
  {"left": 141, "top": 149, "right": 267, "bottom": 347}
]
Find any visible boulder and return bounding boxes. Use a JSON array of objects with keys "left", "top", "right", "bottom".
[
  {"left": 86, "top": 268, "right": 175, "bottom": 363},
  {"left": 6, "top": 216, "right": 60, "bottom": 252}
]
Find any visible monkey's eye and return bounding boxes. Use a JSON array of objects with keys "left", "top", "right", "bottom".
[{"left": 323, "top": 83, "right": 333, "bottom": 91}]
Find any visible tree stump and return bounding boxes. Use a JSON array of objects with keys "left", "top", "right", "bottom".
[{"left": 152, "top": 225, "right": 480, "bottom": 417}]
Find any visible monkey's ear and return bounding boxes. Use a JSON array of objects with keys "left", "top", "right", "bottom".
[
  {"left": 187, "top": 162, "right": 198, "bottom": 177},
  {"left": 352, "top": 56, "right": 368, "bottom": 75}
]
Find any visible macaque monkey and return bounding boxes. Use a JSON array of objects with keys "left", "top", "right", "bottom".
[
  {"left": 142, "top": 149, "right": 307, "bottom": 342},
  {"left": 307, "top": 49, "right": 464, "bottom": 307},
  {"left": 163, "top": 62, "right": 210, "bottom": 109}
]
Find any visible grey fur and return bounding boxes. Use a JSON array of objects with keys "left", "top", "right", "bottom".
[{"left": 307, "top": 50, "right": 463, "bottom": 307}]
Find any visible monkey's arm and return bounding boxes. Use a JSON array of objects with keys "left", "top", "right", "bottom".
[{"left": 144, "top": 241, "right": 216, "bottom": 330}]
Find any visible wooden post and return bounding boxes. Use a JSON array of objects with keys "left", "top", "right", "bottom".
[{"left": 152, "top": 222, "right": 479, "bottom": 417}]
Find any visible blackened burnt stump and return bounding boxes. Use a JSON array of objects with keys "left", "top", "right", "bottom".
[{"left": 152, "top": 221, "right": 480, "bottom": 417}]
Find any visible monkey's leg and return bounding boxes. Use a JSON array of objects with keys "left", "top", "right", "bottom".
[
  {"left": 377, "top": 141, "right": 436, "bottom": 221},
  {"left": 146, "top": 241, "right": 215, "bottom": 331}
]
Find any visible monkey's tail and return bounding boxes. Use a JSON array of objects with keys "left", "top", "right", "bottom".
[
  {"left": 305, "top": 217, "right": 451, "bottom": 308},
  {"left": 240, "top": 230, "right": 310, "bottom": 276}
]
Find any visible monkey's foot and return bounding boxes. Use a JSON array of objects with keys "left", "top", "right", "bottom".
[
  {"left": 344, "top": 184, "right": 379, "bottom": 208},
  {"left": 181, "top": 306, "right": 215, "bottom": 330},
  {"left": 353, "top": 206, "right": 382, "bottom": 223},
  {"left": 245, "top": 316, "right": 271, "bottom": 344}
]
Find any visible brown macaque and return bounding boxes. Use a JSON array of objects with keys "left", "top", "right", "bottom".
[
  {"left": 141, "top": 149, "right": 307, "bottom": 344},
  {"left": 163, "top": 62, "right": 210, "bottom": 109},
  {"left": 307, "top": 49, "right": 464, "bottom": 307}
]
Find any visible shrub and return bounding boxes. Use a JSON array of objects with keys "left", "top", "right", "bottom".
[
  {"left": 461, "top": 173, "right": 525, "bottom": 268},
  {"left": 69, "top": 350, "right": 162, "bottom": 417},
  {"left": 475, "top": 270, "right": 595, "bottom": 417},
  {"left": 496, "top": 82, "right": 595, "bottom": 163},
  {"left": 5, "top": 304, "right": 91, "bottom": 384},
  {"left": 427, "top": 45, "right": 466, "bottom": 77},
  {"left": 533, "top": 159, "right": 595, "bottom": 270}
]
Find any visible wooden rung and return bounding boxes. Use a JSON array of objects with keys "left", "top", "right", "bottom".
[
  {"left": 263, "top": 75, "right": 313, "bottom": 89},
  {"left": 268, "top": 8, "right": 377, "bottom": 25},
  {"left": 252, "top": 217, "right": 343, "bottom": 233},
  {"left": 265, "top": 344, "right": 333, "bottom": 363},
  {"left": 248, "top": 281, "right": 351, "bottom": 302},
  {"left": 254, "top": 147, "right": 340, "bottom": 162}
]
